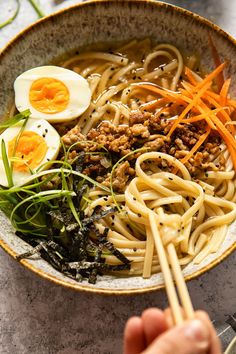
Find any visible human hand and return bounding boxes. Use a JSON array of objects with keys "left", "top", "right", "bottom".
[{"left": 123, "top": 308, "right": 222, "bottom": 354}]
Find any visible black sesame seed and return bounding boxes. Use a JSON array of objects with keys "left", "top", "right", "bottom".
[
  {"left": 37, "top": 125, "right": 41, "bottom": 128},
  {"left": 111, "top": 215, "right": 115, "bottom": 220},
  {"left": 133, "top": 248, "right": 137, "bottom": 252},
  {"left": 21, "top": 155, "right": 24, "bottom": 159},
  {"left": 133, "top": 197, "right": 137, "bottom": 201},
  {"left": 42, "top": 134, "right": 46, "bottom": 138},
  {"left": 168, "top": 177, "right": 173, "bottom": 180},
  {"left": 111, "top": 67, "right": 115, "bottom": 71},
  {"left": 132, "top": 76, "right": 136, "bottom": 80},
  {"left": 138, "top": 76, "right": 142, "bottom": 80},
  {"left": 111, "top": 222, "right": 115, "bottom": 226},
  {"left": 45, "top": 129, "right": 48, "bottom": 133},
  {"left": 159, "top": 222, "right": 163, "bottom": 226},
  {"left": 138, "top": 213, "right": 141, "bottom": 217}
]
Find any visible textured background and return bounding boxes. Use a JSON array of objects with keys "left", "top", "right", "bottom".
[{"left": 0, "top": 1, "right": 236, "bottom": 353}]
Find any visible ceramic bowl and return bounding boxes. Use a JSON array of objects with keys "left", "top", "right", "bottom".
[
  {"left": 225, "top": 337, "right": 236, "bottom": 354},
  {"left": 1, "top": 0, "right": 236, "bottom": 294}
]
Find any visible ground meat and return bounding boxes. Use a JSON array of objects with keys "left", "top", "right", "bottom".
[
  {"left": 87, "top": 121, "right": 151, "bottom": 156},
  {"left": 58, "top": 109, "right": 224, "bottom": 192},
  {"left": 61, "top": 125, "right": 86, "bottom": 147},
  {"left": 103, "top": 161, "right": 135, "bottom": 193}
]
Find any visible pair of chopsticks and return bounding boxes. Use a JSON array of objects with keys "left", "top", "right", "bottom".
[{"left": 148, "top": 212, "right": 195, "bottom": 325}]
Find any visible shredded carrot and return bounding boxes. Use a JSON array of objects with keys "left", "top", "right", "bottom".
[
  {"left": 167, "top": 81, "right": 212, "bottom": 137},
  {"left": 182, "top": 107, "right": 227, "bottom": 124},
  {"left": 208, "top": 34, "right": 225, "bottom": 92},
  {"left": 180, "top": 126, "right": 211, "bottom": 165},
  {"left": 196, "top": 62, "right": 226, "bottom": 90},
  {"left": 137, "top": 84, "right": 182, "bottom": 102},
  {"left": 220, "top": 78, "right": 231, "bottom": 106},
  {"left": 140, "top": 98, "right": 169, "bottom": 111},
  {"left": 138, "top": 61, "right": 236, "bottom": 172},
  {"left": 185, "top": 67, "right": 199, "bottom": 86}
]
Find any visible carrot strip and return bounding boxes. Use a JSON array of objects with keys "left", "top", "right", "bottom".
[
  {"left": 220, "top": 78, "right": 231, "bottom": 106},
  {"left": 185, "top": 67, "right": 199, "bottom": 85},
  {"left": 140, "top": 98, "right": 169, "bottom": 111},
  {"left": 208, "top": 34, "right": 225, "bottom": 92},
  {"left": 208, "top": 113, "right": 236, "bottom": 150},
  {"left": 196, "top": 62, "right": 226, "bottom": 90},
  {"left": 137, "top": 84, "right": 183, "bottom": 102},
  {"left": 167, "top": 81, "right": 212, "bottom": 137},
  {"left": 182, "top": 107, "right": 228, "bottom": 124},
  {"left": 180, "top": 126, "right": 211, "bottom": 165}
]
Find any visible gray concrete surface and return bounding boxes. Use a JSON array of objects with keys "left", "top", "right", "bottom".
[{"left": 0, "top": 1, "right": 236, "bottom": 353}]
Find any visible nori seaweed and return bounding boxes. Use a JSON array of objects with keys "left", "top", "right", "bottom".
[{"left": 16, "top": 193, "right": 130, "bottom": 283}]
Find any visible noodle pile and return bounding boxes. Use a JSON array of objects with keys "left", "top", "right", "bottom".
[{"left": 57, "top": 39, "right": 236, "bottom": 277}]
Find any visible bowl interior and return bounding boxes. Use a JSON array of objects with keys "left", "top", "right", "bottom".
[{"left": 0, "top": 0, "right": 236, "bottom": 294}]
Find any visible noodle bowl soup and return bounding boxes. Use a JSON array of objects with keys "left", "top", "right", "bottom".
[{"left": 1, "top": 0, "right": 236, "bottom": 293}]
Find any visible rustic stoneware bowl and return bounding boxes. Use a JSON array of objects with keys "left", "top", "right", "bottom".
[
  {"left": 225, "top": 337, "right": 236, "bottom": 354},
  {"left": 1, "top": 0, "right": 236, "bottom": 295}
]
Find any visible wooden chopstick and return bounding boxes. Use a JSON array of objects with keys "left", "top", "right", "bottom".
[
  {"left": 167, "top": 243, "right": 195, "bottom": 320},
  {"left": 148, "top": 211, "right": 194, "bottom": 325}
]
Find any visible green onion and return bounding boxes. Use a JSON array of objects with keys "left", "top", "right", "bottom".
[
  {"left": 1, "top": 140, "right": 13, "bottom": 188},
  {"left": 0, "top": 0, "right": 20, "bottom": 29},
  {"left": 10, "top": 114, "right": 29, "bottom": 172},
  {"left": 28, "top": 0, "right": 45, "bottom": 18},
  {"left": 61, "top": 169, "right": 82, "bottom": 227},
  {"left": 10, "top": 189, "right": 75, "bottom": 225},
  {"left": 0, "top": 110, "right": 31, "bottom": 129}
]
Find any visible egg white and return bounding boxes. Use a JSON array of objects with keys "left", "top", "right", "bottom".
[
  {"left": 0, "top": 119, "right": 60, "bottom": 187},
  {"left": 14, "top": 66, "right": 92, "bottom": 123}
]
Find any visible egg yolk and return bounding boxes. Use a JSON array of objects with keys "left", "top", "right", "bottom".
[
  {"left": 29, "top": 77, "right": 70, "bottom": 114},
  {"left": 8, "top": 131, "right": 48, "bottom": 172}
]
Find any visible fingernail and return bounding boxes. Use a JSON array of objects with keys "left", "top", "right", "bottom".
[{"left": 184, "top": 319, "right": 210, "bottom": 349}]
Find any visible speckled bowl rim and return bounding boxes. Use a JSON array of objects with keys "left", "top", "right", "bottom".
[
  {"left": 0, "top": 0, "right": 236, "bottom": 295},
  {"left": 225, "top": 336, "right": 236, "bottom": 354}
]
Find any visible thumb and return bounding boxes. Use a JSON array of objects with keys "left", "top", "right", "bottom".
[{"left": 143, "top": 319, "right": 211, "bottom": 354}]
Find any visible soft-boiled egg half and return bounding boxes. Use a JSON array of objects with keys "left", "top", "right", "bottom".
[
  {"left": 14, "top": 66, "right": 91, "bottom": 123},
  {"left": 0, "top": 119, "right": 60, "bottom": 187}
]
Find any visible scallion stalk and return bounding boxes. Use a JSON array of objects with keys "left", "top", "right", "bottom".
[
  {"left": 28, "top": 0, "right": 45, "bottom": 18},
  {"left": 1, "top": 140, "right": 13, "bottom": 188},
  {"left": 0, "top": 0, "right": 20, "bottom": 29}
]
